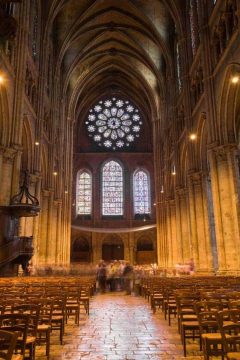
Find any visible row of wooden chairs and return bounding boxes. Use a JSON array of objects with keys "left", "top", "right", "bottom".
[
  {"left": 0, "top": 277, "right": 95, "bottom": 359},
  {"left": 141, "top": 276, "right": 240, "bottom": 358}
]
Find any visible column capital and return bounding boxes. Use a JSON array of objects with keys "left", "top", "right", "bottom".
[
  {"left": 3, "top": 147, "right": 18, "bottom": 163},
  {"left": 187, "top": 170, "right": 208, "bottom": 184},
  {"left": 175, "top": 186, "right": 188, "bottom": 197},
  {"left": 208, "top": 143, "right": 239, "bottom": 162}
]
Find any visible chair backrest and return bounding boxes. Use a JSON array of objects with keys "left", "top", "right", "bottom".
[
  {"left": 0, "top": 329, "right": 18, "bottom": 360},
  {"left": 197, "top": 311, "right": 219, "bottom": 334},
  {"left": 217, "top": 310, "right": 240, "bottom": 354},
  {"left": 0, "top": 313, "right": 29, "bottom": 357},
  {"left": 12, "top": 304, "right": 40, "bottom": 336}
]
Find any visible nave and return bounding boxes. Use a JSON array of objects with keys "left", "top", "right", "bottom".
[{"left": 36, "top": 293, "right": 202, "bottom": 360}]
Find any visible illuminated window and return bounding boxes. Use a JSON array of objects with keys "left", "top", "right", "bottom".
[
  {"left": 189, "top": 0, "right": 200, "bottom": 56},
  {"left": 134, "top": 170, "right": 150, "bottom": 214},
  {"left": 29, "top": 0, "right": 38, "bottom": 61},
  {"left": 86, "top": 97, "right": 142, "bottom": 150},
  {"left": 102, "top": 160, "right": 123, "bottom": 215},
  {"left": 176, "top": 42, "right": 182, "bottom": 91},
  {"left": 76, "top": 171, "right": 92, "bottom": 215}
]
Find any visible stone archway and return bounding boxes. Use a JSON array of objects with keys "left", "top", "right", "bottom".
[{"left": 102, "top": 236, "right": 124, "bottom": 261}]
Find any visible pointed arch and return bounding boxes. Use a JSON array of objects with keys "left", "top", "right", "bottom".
[{"left": 101, "top": 160, "right": 123, "bottom": 216}]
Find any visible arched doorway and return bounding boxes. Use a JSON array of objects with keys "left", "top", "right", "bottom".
[
  {"left": 71, "top": 237, "right": 91, "bottom": 262},
  {"left": 102, "top": 236, "right": 124, "bottom": 261},
  {"left": 136, "top": 237, "right": 154, "bottom": 264}
]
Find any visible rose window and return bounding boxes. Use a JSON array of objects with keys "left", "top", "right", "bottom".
[{"left": 85, "top": 98, "right": 142, "bottom": 150}]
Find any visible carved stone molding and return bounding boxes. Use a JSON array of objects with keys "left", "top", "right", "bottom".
[
  {"left": 175, "top": 187, "right": 188, "bottom": 197},
  {"left": 211, "top": 144, "right": 238, "bottom": 162},
  {"left": 3, "top": 147, "right": 18, "bottom": 163}
]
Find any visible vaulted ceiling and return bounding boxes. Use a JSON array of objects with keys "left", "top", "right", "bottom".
[{"left": 47, "top": 0, "right": 183, "bottom": 131}]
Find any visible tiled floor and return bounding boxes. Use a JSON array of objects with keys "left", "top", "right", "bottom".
[{"left": 36, "top": 292, "right": 205, "bottom": 360}]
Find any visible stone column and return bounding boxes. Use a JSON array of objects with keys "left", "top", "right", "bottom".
[
  {"left": 175, "top": 188, "right": 191, "bottom": 263},
  {"left": 208, "top": 145, "right": 240, "bottom": 273},
  {"left": 0, "top": 148, "right": 17, "bottom": 204},
  {"left": 38, "top": 190, "right": 49, "bottom": 265},
  {"left": 55, "top": 201, "right": 62, "bottom": 264},
  {"left": 124, "top": 236, "right": 130, "bottom": 262},
  {"left": 129, "top": 232, "right": 135, "bottom": 264},
  {"left": 32, "top": 176, "right": 41, "bottom": 266},
  {"left": 92, "top": 233, "right": 102, "bottom": 264},
  {"left": 187, "top": 171, "right": 214, "bottom": 273},
  {"left": 166, "top": 199, "right": 179, "bottom": 268}
]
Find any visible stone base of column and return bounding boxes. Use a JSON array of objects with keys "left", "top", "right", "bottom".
[
  {"left": 216, "top": 269, "right": 240, "bottom": 276},
  {"left": 196, "top": 269, "right": 215, "bottom": 275}
]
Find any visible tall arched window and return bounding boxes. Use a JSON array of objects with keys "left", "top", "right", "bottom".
[
  {"left": 102, "top": 160, "right": 123, "bottom": 215},
  {"left": 29, "top": 0, "right": 39, "bottom": 61},
  {"left": 176, "top": 42, "right": 182, "bottom": 92},
  {"left": 189, "top": 0, "right": 200, "bottom": 56},
  {"left": 134, "top": 170, "right": 150, "bottom": 214},
  {"left": 76, "top": 171, "right": 92, "bottom": 215}
]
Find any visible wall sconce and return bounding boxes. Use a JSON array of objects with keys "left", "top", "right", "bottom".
[
  {"left": 35, "top": 141, "right": 40, "bottom": 146},
  {"left": 189, "top": 133, "right": 197, "bottom": 141},
  {"left": 172, "top": 165, "right": 176, "bottom": 176},
  {"left": 53, "top": 171, "right": 58, "bottom": 176},
  {"left": 231, "top": 75, "right": 240, "bottom": 84},
  {"left": 160, "top": 185, "right": 164, "bottom": 193},
  {"left": 0, "top": 73, "right": 5, "bottom": 84}
]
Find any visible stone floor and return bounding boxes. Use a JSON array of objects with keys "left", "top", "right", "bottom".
[{"left": 36, "top": 292, "right": 208, "bottom": 360}]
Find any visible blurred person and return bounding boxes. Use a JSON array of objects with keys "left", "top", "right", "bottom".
[
  {"left": 97, "top": 262, "right": 107, "bottom": 293},
  {"left": 123, "top": 262, "right": 134, "bottom": 295}
]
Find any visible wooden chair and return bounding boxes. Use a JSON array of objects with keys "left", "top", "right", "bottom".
[
  {"left": 65, "top": 291, "right": 80, "bottom": 325},
  {"left": 12, "top": 304, "right": 40, "bottom": 360},
  {"left": 79, "top": 289, "right": 90, "bottom": 316},
  {"left": 0, "top": 313, "right": 29, "bottom": 359},
  {"left": 0, "top": 330, "right": 19, "bottom": 360},
  {"left": 27, "top": 299, "right": 53, "bottom": 360},
  {"left": 217, "top": 310, "right": 240, "bottom": 360},
  {"left": 50, "top": 297, "right": 65, "bottom": 344},
  {"left": 198, "top": 310, "right": 225, "bottom": 360}
]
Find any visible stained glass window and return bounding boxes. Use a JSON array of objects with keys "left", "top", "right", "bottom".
[
  {"left": 102, "top": 161, "right": 123, "bottom": 215},
  {"left": 189, "top": 0, "right": 200, "bottom": 56},
  {"left": 30, "top": 0, "right": 38, "bottom": 60},
  {"left": 86, "top": 97, "right": 142, "bottom": 150},
  {"left": 176, "top": 42, "right": 182, "bottom": 91},
  {"left": 76, "top": 171, "right": 92, "bottom": 215},
  {"left": 134, "top": 170, "right": 150, "bottom": 214}
]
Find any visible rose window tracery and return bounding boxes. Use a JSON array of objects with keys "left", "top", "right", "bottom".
[{"left": 85, "top": 98, "right": 142, "bottom": 150}]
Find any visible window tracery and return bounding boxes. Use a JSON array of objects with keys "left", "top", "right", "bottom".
[
  {"left": 102, "top": 161, "right": 123, "bottom": 216},
  {"left": 76, "top": 171, "right": 92, "bottom": 215},
  {"left": 134, "top": 170, "right": 150, "bottom": 215},
  {"left": 86, "top": 98, "right": 142, "bottom": 150}
]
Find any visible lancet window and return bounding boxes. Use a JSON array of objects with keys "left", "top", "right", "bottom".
[
  {"left": 133, "top": 170, "right": 150, "bottom": 215},
  {"left": 76, "top": 171, "right": 92, "bottom": 215},
  {"left": 102, "top": 160, "right": 123, "bottom": 216}
]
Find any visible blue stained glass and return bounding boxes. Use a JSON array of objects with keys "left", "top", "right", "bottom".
[
  {"left": 134, "top": 170, "right": 150, "bottom": 214},
  {"left": 102, "top": 161, "right": 123, "bottom": 215},
  {"left": 76, "top": 172, "right": 92, "bottom": 215}
]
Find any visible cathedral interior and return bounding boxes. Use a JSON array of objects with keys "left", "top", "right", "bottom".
[
  {"left": 1, "top": 1, "right": 240, "bottom": 360},
  {"left": 0, "top": 0, "right": 239, "bottom": 276}
]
